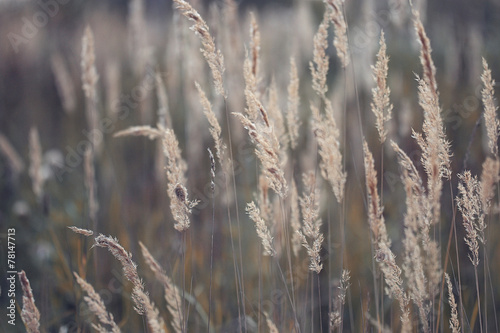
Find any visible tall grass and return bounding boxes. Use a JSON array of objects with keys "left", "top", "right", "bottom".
[{"left": 2, "top": 0, "right": 500, "bottom": 332}]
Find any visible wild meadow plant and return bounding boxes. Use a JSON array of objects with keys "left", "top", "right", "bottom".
[{"left": 2, "top": 0, "right": 500, "bottom": 332}]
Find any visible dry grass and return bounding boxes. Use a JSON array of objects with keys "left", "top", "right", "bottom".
[{"left": 2, "top": 1, "right": 500, "bottom": 332}]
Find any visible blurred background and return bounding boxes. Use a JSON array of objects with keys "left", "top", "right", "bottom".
[{"left": 1, "top": 0, "right": 500, "bottom": 331}]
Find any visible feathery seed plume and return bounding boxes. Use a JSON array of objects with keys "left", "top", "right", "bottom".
[
  {"left": 413, "top": 11, "right": 437, "bottom": 97},
  {"left": 324, "top": 0, "right": 350, "bottom": 67},
  {"left": 371, "top": 31, "right": 392, "bottom": 143},
  {"left": 445, "top": 273, "right": 460, "bottom": 333},
  {"left": 81, "top": 26, "right": 100, "bottom": 136},
  {"left": 310, "top": 11, "right": 330, "bottom": 99},
  {"left": 246, "top": 201, "right": 276, "bottom": 256},
  {"left": 196, "top": 82, "right": 226, "bottom": 167},
  {"left": 457, "top": 171, "right": 481, "bottom": 266},
  {"left": 68, "top": 226, "right": 94, "bottom": 236},
  {"left": 481, "top": 58, "right": 499, "bottom": 157},
  {"left": 140, "top": 242, "right": 183, "bottom": 333},
  {"left": 74, "top": 272, "right": 121, "bottom": 333},
  {"left": 311, "top": 102, "right": 346, "bottom": 202},
  {"left": 297, "top": 172, "right": 324, "bottom": 273},
  {"left": 93, "top": 235, "right": 166, "bottom": 332},
  {"left": 173, "top": 0, "right": 226, "bottom": 97},
  {"left": 18, "top": 271, "right": 41, "bottom": 333}
]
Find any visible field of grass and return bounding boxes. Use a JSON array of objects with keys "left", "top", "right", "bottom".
[{"left": 1, "top": 0, "right": 500, "bottom": 332}]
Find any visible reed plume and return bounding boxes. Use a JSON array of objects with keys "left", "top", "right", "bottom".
[
  {"left": 311, "top": 102, "right": 346, "bottom": 203},
  {"left": 481, "top": 58, "right": 499, "bottom": 157},
  {"left": 68, "top": 226, "right": 94, "bottom": 236},
  {"left": 310, "top": 11, "right": 330, "bottom": 99},
  {"left": 412, "top": 75, "right": 451, "bottom": 229},
  {"left": 249, "top": 12, "right": 261, "bottom": 93},
  {"left": 234, "top": 92, "right": 288, "bottom": 197},
  {"left": 296, "top": 172, "right": 324, "bottom": 273},
  {"left": 329, "top": 269, "right": 350, "bottom": 331},
  {"left": 371, "top": 31, "right": 392, "bottom": 143},
  {"left": 445, "top": 273, "right": 460, "bottom": 333},
  {"left": 196, "top": 82, "right": 226, "bottom": 167},
  {"left": 457, "top": 171, "right": 481, "bottom": 266},
  {"left": 74, "top": 272, "right": 121, "bottom": 333},
  {"left": 140, "top": 242, "right": 183, "bottom": 333},
  {"left": 413, "top": 11, "right": 437, "bottom": 97},
  {"left": 162, "top": 129, "right": 199, "bottom": 231},
  {"left": 364, "top": 141, "right": 411, "bottom": 331},
  {"left": 81, "top": 26, "right": 100, "bottom": 137},
  {"left": 18, "top": 270, "right": 41, "bottom": 333},
  {"left": 93, "top": 235, "right": 166, "bottom": 333},
  {"left": 246, "top": 201, "right": 276, "bottom": 256},
  {"left": 392, "top": 141, "right": 432, "bottom": 331},
  {"left": 480, "top": 157, "right": 500, "bottom": 220},
  {"left": 324, "top": 0, "right": 350, "bottom": 67},
  {"left": 173, "top": 0, "right": 226, "bottom": 97}
]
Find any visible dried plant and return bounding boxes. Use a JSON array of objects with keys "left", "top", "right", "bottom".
[
  {"left": 445, "top": 273, "right": 460, "bottom": 333},
  {"left": 234, "top": 92, "right": 288, "bottom": 197},
  {"left": 310, "top": 11, "right": 330, "bottom": 99},
  {"left": 297, "top": 172, "right": 324, "bottom": 273},
  {"left": 267, "top": 79, "right": 287, "bottom": 152},
  {"left": 370, "top": 31, "right": 392, "bottom": 143},
  {"left": 481, "top": 58, "right": 499, "bottom": 157},
  {"left": 246, "top": 201, "right": 276, "bottom": 256},
  {"left": 74, "top": 272, "right": 121, "bottom": 333},
  {"left": 249, "top": 12, "right": 261, "bottom": 92},
  {"left": 324, "top": 0, "right": 350, "bottom": 67},
  {"left": 480, "top": 157, "right": 500, "bottom": 218},
  {"left": 311, "top": 102, "right": 346, "bottom": 203},
  {"left": 162, "top": 129, "right": 198, "bottom": 231},
  {"left": 412, "top": 75, "right": 451, "bottom": 229},
  {"left": 287, "top": 57, "right": 301, "bottom": 150},
  {"left": 81, "top": 26, "right": 99, "bottom": 135},
  {"left": 68, "top": 226, "right": 94, "bottom": 236},
  {"left": 363, "top": 141, "right": 390, "bottom": 248},
  {"left": 365, "top": 142, "right": 411, "bottom": 330},
  {"left": 457, "top": 171, "right": 481, "bottom": 266},
  {"left": 18, "top": 270, "right": 41, "bottom": 333},
  {"left": 196, "top": 82, "right": 226, "bottom": 166},
  {"left": 329, "top": 269, "right": 351, "bottom": 331},
  {"left": 392, "top": 141, "right": 432, "bottom": 331},
  {"left": 173, "top": 0, "right": 226, "bottom": 97},
  {"left": 140, "top": 242, "right": 183, "bottom": 333},
  {"left": 93, "top": 235, "right": 166, "bottom": 333},
  {"left": 413, "top": 11, "right": 437, "bottom": 97},
  {"left": 114, "top": 126, "right": 163, "bottom": 140}
]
